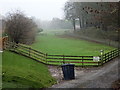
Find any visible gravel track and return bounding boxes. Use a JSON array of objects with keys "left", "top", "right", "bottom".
[{"left": 48, "top": 57, "right": 119, "bottom": 88}]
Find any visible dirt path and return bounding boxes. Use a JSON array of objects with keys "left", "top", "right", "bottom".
[{"left": 48, "top": 57, "right": 119, "bottom": 88}]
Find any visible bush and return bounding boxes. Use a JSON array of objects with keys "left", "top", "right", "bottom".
[
  {"left": 5, "top": 10, "right": 38, "bottom": 44},
  {"left": 37, "top": 28, "right": 43, "bottom": 33}
]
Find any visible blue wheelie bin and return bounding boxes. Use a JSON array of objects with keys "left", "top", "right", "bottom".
[{"left": 61, "top": 64, "right": 75, "bottom": 80}]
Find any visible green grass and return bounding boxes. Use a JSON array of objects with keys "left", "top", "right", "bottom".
[
  {"left": 8, "top": 29, "right": 115, "bottom": 66},
  {"left": 2, "top": 29, "right": 116, "bottom": 88},
  {"left": 2, "top": 51, "right": 56, "bottom": 88},
  {"left": 32, "top": 29, "right": 115, "bottom": 56}
]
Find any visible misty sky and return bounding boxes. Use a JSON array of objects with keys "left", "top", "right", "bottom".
[{"left": 0, "top": 0, "right": 68, "bottom": 21}]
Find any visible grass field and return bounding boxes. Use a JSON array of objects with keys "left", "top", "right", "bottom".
[
  {"left": 32, "top": 29, "right": 115, "bottom": 56},
  {"left": 1, "top": 29, "right": 116, "bottom": 88},
  {"left": 2, "top": 51, "right": 56, "bottom": 88}
]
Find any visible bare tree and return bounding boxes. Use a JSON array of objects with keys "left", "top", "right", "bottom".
[
  {"left": 64, "top": 2, "right": 77, "bottom": 31},
  {"left": 5, "top": 10, "right": 37, "bottom": 44}
]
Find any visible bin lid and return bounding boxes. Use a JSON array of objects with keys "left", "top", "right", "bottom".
[{"left": 61, "top": 64, "right": 75, "bottom": 66}]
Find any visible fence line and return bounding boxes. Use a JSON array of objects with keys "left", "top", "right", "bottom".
[
  {"left": 3, "top": 41, "right": 120, "bottom": 67},
  {"left": 101, "top": 49, "right": 119, "bottom": 65}
]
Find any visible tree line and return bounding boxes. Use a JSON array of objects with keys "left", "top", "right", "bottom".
[
  {"left": 38, "top": 18, "right": 73, "bottom": 30},
  {"left": 64, "top": 2, "right": 119, "bottom": 31},
  {"left": 2, "top": 10, "right": 73, "bottom": 45}
]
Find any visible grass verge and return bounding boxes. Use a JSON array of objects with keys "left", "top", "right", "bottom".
[{"left": 2, "top": 51, "right": 56, "bottom": 88}]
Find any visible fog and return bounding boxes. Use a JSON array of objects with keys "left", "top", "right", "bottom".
[{"left": 0, "top": 0, "right": 67, "bottom": 21}]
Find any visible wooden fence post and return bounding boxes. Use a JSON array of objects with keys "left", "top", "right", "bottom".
[
  {"left": 113, "top": 50, "right": 115, "bottom": 58},
  {"left": 63, "top": 55, "right": 65, "bottom": 64},
  {"left": 46, "top": 53, "right": 48, "bottom": 64},
  {"left": 118, "top": 49, "right": 120, "bottom": 56},
  {"left": 110, "top": 51, "right": 112, "bottom": 60},
  {"left": 101, "top": 55, "right": 103, "bottom": 66},
  {"left": 117, "top": 49, "right": 118, "bottom": 56},
  {"left": 82, "top": 56, "right": 83, "bottom": 68},
  {"left": 117, "top": 49, "right": 119, "bottom": 56},
  {"left": 109, "top": 52, "right": 110, "bottom": 61},
  {"left": 29, "top": 47, "right": 31, "bottom": 57},
  {"left": 112, "top": 51, "right": 114, "bottom": 59},
  {"left": 104, "top": 54, "right": 106, "bottom": 63},
  {"left": 110, "top": 51, "right": 111, "bottom": 60}
]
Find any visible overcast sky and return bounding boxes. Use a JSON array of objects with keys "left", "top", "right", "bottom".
[
  {"left": 1, "top": 0, "right": 119, "bottom": 21},
  {"left": 0, "top": 0, "right": 68, "bottom": 21}
]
